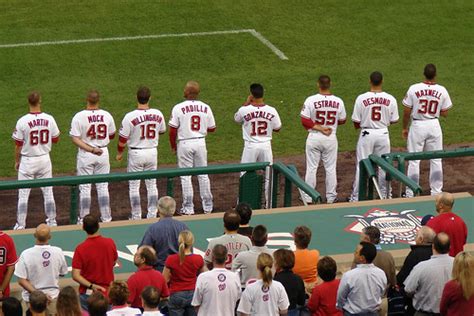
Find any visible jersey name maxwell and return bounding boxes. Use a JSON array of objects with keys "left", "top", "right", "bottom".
[
  {"left": 362, "top": 97, "right": 391, "bottom": 107},
  {"left": 243, "top": 110, "right": 275, "bottom": 122},
  {"left": 27, "top": 119, "right": 50, "bottom": 128},
  {"left": 414, "top": 89, "right": 442, "bottom": 100},
  {"left": 131, "top": 114, "right": 163, "bottom": 126},
  {"left": 180, "top": 103, "right": 208, "bottom": 114},
  {"left": 313, "top": 100, "right": 341, "bottom": 109}
]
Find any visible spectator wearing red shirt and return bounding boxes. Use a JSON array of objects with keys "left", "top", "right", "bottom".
[
  {"left": 127, "top": 246, "right": 169, "bottom": 309},
  {"left": 0, "top": 231, "right": 18, "bottom": 299},
  {"left": 427, "top": 192, "right": 468, "bottom": 256},
  {"left": 72, "top": 215, "right": 118, "bottom": 311},
  {"left": 163, "top": 230, "right": 206, "bottom": 316},
  {"left": 308, "top": 256, "right": 342, "bottom": 316}
]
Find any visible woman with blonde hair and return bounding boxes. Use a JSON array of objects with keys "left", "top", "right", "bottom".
[
  {"left": 56, "top": 286, "right": 86, "bottom": 316},
  {"left": 163, "top": 230, "right": 206, "bottom": 316},
  {"left": 237, "top": 253, "right": 290, "bottom": 316},
  {"left": 440, "top": 251, "right": 474, "bottom": 315}
]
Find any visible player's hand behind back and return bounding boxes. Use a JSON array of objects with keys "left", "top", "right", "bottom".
[
  {"left": 116, "top": 153, "right": 123, "bottom": 161},
  {"left": 321, "top": 127, "right": 332, "bottom": 136}
]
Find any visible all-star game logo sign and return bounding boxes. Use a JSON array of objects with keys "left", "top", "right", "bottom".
[{"left": 344, "top": 208, "right": 422, "bottom": 244}]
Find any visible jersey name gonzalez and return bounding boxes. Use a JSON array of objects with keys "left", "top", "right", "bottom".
[
  {"left": 235, "top": 104, "right": 282, "bottom": 143},
  {"left": 169, "top": 100, "right": 216, "bottom": 141},
  {"left": 119, "top": 109, "right": 166, "bottom": 148},
  {"left": 352, "top": 91, "right": 398, "bottom": 129},
  {"left": 301, "top": 94, "right": 346, "bottom": 134},
  {"left": 403, "top": 82, "right": 452, "bottom": 120}
]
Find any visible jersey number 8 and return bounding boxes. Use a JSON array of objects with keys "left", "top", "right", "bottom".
[
  {"left": 30, "top": 130, "right": 49, "bottom": 145},
  {"left": 190, "top": 115, "right": 201, "bottom": 131}
]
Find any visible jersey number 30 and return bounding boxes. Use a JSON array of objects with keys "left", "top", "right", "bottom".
[{"left": 418, "top": 100, "right": 439, "bottom": 115}]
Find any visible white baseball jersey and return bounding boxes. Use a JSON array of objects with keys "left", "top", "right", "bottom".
[
  {"left": 204, "top": 234, "right": 252, "bottom": 269},
  {"left": 234, "top": 104, "right": 282, "bottom": 143},
  {"left": 169, "top": 100, "right": 216, "bottom": 140},
  {"left": 12, "top": 112, "right": 60, "bottom": 156},
  {"left": 403, "top": 82, "right": 452, "bottom": 120},
  {"left": 14, "top": 245, "right": 68, "bottom": 301},
  {"left": 352, "top": 92, "right": 399, "bottom": 129},
  {"left": 301, "top": 94, "right": 346, "bottom": 134},
  {"left": 70, "top": 109, "right": 116, "bottom": 147},
  {"left": 191, "top": 268, "right": 241, "bottom": 316},
  {"left": 237, "top": 279, "right": 290, "bottom": 315},
  {"left": 119, "top": 109, "right": 166, "bottom": 148}
]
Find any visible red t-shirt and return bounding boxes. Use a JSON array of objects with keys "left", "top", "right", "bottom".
[
  {"left": 0, "top": 232, "right": 18, "bottom": 297},
  {"left": 127, "top": 265, "right": 170, "bottom": 308},
  {"left": 72, "top": 235, "right": 118, "bottom": 294},
  {"left": 440, "top": 280, "right": 474, "bottom": 316},
  {"left": 165, "top": 253, "right": 204, "bottom": 294},
  {"left": 308, "top": 279, "right": 342, "bottom": 316},
  {"left": 427, "top": 212, "right": 468, "bottom": 256}
]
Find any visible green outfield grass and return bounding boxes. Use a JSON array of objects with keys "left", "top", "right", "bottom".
[{"left": 0, "top": 0, "right": 473, "bottom": 177}]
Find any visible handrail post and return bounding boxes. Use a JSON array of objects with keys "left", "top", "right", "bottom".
[
  {"left": 272, "top": 168, "right": 279, "bottom": 208},
  {"left": 70, "top": 185, "right": 79, "bottom": 224}
]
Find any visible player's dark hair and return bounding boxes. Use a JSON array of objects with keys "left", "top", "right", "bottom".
[
  {"left": 137, "top": 86, "right": 151, "bottom": 104},
  {"left": 29, "top": 291, "right": 48, "bottom": 313},
  {"left": 359, "top": 241, "right": 377, "bottom": 263},
  {"left": 433, "top": 232, "right": 450, "bottom": 254},
  {"left": 141, "top": 286, "right": 161, "bottom": 309},
  {"left": 223, "top": 211, "right": 241, "bottom": 231},
  {"left": 235, "top": 202, "right": 252, "bottom": 225},
  {"left": 212, "top": 244, "right": 228, "bottom": 265},
  {"left": 318, "top": 75, "right": 331, "bottom": 90},
  {"left": 250, "top": 83, "right": 264, "bottom": 99},
  {"left": 273, "top": 248, "right": 295, "bottom": 270},
  {"left": 363, "top": 226, "right": 381, "bottom": 245},
  {"left": 370, "top": 71, "right": 383, "bottom": 86},
  {"left": 87, "top": 292, "right": 109, "bottom": 316},
  {"left": 83, "top": 214, "right": 100, "bottom": 235},
  {"left": 28, "top": 91, "right": 41, "bottom": 106},
  {"left": 2, "top": 297, "right": 22, "bottom": 316},
  {"left": 294, "top": 225, "right": 312, "bottom": 249},
  {"left": 251, "top": 225, "right": 268, "bottom": 247},
  {"left": 87, "top": 90, "right": 100, "bottom": 105},
  {"left": 317, "top": 256, "right": 337, "bottom": 282},
  {"left": 424, "top": 63, "right": 437, "bottom": 80},
  {"left": 139, "top": 246, "right": 157, "bottom": 266},
  {"left": 108, "top": 281, "right": 130, "bottom": 306}
]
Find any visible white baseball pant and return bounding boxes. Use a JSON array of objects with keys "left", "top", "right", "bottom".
[
  {"left": 302, "top": 133, "right": 338, "bottom": 203},
  {"left": 350, "top": 128, "right": 391, "bottom": 201},
  {"left": 17, "top": 155, "right": 56, "bottom": 228},
  {"left": 406, "top": 119, "right": 443, "bottom": 197},
  {"left": 177, "top": 138, "right": 213, "bottom": 214},
  {"left": 127, "top": 148, "right": 158, "bottom": 220},
  {"left": 77, "top": 149, "right": 112, "bottom": 222}
]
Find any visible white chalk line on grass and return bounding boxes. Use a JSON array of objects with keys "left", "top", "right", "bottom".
[{"left": 0, "top": 28, "right": 289, "bottom": 60}]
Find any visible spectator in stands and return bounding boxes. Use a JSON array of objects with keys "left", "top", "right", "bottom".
[
  {"left": 163, "top": 230, "right": 205, "bottom": 316},
  {"left": 273, "top": 248, "right": 305, "bottom": 316},
  {"left": 237, "top": 253, "right": 290, "bottom": 315},
  {"left": 140, "top": 196, "right": 189, "bottom": 272},
  {"left": 232, "top": 224, "right": 274, "bottom": 288},
  {"left": 141, "top": 286, "right": 164, "bottom": 316},
  {"left": 2, "top": 297, "right": 22, "bottom": 316},
  {"left": 28, "top": 291, "right": 48, "bottom": 316},
  {"left": 56, "top": 286, "right": 84, "bottom": 316},
  {"left": 107, "top": 281, "right": 141, "bottom": 315},
  {"left": 0, "top": 230, "right": 17, "bottom": 300},
  {"left": 72, "top": 214, "right": 118, "bottom": 311},
  {"left": 426, "top": 192, "right": 468, "bottom": 256},
  {"left": 404, "top": 232, "right": 454, "bottom": 315},
  {"left": 204, "top": 211, "right": 251, "bottom": 269},
  {"left": 293, "top": 225, "right": 320, "bottom": 294},
  {"left": 15, "top": 224, "right": 68, "bottom": 315},
  {"left": 192, "top": 245, "right": 241, "bottom": 316},
  {"left": 236, "top": 202, "right": 254, "bottom": 238},
  {"left": 397, "top": 226, "right": 436, "bottom": 316},
  {"left": 336, "top": 242, "right": 387, "bottom": 316},
  {"left": 87, "top": 292, "right": 109, "bottom": 316},
  {"left": 127, "top": 245, "right": 169, "bottom": 309},
  {"left": 440, "top": 251, "right": 474, "bottom": 315},
  {"left": 308, "top": 256, "right": 342, "bottom": 316}
]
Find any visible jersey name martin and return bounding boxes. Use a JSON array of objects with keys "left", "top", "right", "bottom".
[
  {"left": 180, "top": 104, "right": 208, "bottom": 115},
  {"left": 27, "top": 119, "right": 50, "bottom": 128},
  {"left": 414, "top": 89, "right": 442, "bottom": 100},
  {"left": 362, "top": 97, "right": 392, "bottom": 107},
  {"left": 131, "top": 114, "right": 163, "bottom": 126},
  {"left": 87, "top": 115, "right": 104, "bottom": 123},
  {"left": 313, "top": 100, "right": 340, "bottom": 109},
  {"left": 243, "top": 111, "right": 275, "bottom": 122}
]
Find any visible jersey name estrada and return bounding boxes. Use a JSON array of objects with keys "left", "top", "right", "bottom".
[
  {"left": 169, "top": 100, "right": 216, "bottom": 141},
  {"left": 403, "top": 82, "right": 452, "bottom": 120},
  {"left": 12, "top": 112, "right": 60, "bottom": 156},
  {"left": 352, "top": 91, "right": 399, "bottom": 129},
  {"left": 70, "top": 109, "right": 116, "bottom": 147},
  {"left": 300, "top": 94, "right": 346, "bottom": 134},
  {"left": 234, "top": 104, "right": 282, "bottom": 143},
  {"left": 119, "top": 109, "right": 166, "bottom": 148}
]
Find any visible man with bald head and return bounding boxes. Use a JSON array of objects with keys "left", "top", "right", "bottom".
[
  {"left": 15, "top": 224, "right": 68, "bottom": 314},
  {"left": 169, "top": 81, "right": 216, "bottom": 215},
  {"left": 427, "top": 192, "right": 467, "bottom": 256}
]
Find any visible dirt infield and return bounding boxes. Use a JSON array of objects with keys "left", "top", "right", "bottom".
[{"left": 0, "top": 143, "right": 472, "bottom": 230}]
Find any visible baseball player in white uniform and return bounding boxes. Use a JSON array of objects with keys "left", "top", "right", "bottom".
[
  {"left": 116, "top": 87, "right": 166, "bottom": 220},
  {"left": 402, "top": 64, "right": 452, "bottom": 197},
  {"left": 300, "top": 75, "right": 346, "bottom": 204},
  {"left": 349, "top": 72, "right": 399, "bottom": 201},
  {"left": 12, "top": 92, "right": 60, "bottom": 230},
  {"left": 70, "top": 90, "right": 116, "bottom": 223},
  {"left": 169, "top": 81, "right": 215, "bottom": 215},
  {"left": 234, "top": 83, "right": 282, "bottom": 207}
]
